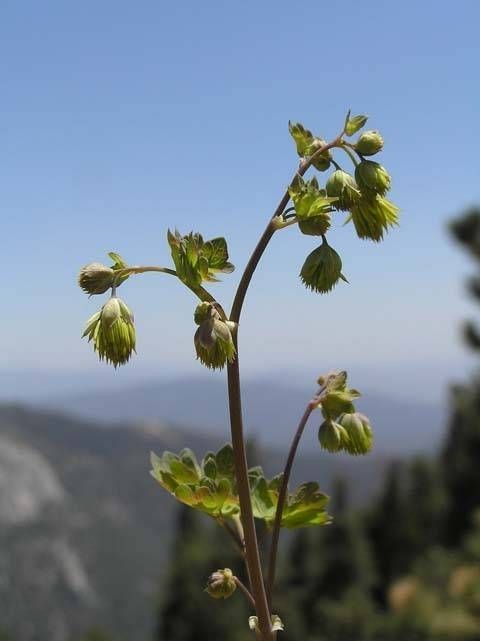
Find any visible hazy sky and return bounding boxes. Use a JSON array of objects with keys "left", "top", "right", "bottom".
[{"left": 2, "top": 0, "right": 480, "bottom": 402}]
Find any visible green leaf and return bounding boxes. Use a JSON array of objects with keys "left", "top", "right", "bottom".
[
  {"left": 289, "top": 176, "right": 336, "bottom": 221},
  {"left": 251, "top": 474, "right": 331, "bottom": 530},
  {"left": 281, "top": 482, "right": 331, "bottom": 528},
  {"left": 344, "top": 111, "right": 368, "bottom": 136},
  {"left": 108, "top": 252, "right": 128, "bottom": 269},
  {"left": 251, "top": 476, "right": 277, "bottom": 522},
  {"left": 107, "top": 252, "right": 131, "bottom": 287},
  {"left": 203, "top": 454, "right": 217, "bottom": 479},
  {"left": 215, "top": 444, "right": 235, "bottom": 481},
  {"left": 150, "top": 444, "right": 240, "bottom": 519},
  {"left": 288, "top": 121, "right": 315, "bottom": 157},
  {"left": 170, "top": 457, "right": 201, "bottom": 484},
  {"left": 202, "top": 237, "right": 235, "bottom": 274},
  {"left": 167, "top": 230, "right": 234, "bottom": 287},
  {"left": 179, "top": 448, "right": 201, "bottom": 474},
  {"left": 151, "top": 445, "right": 331, "bottom": 528}
]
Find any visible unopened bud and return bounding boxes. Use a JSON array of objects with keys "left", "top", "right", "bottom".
[
  {"left": 355, "top": 160, "right": 391, "bottom": 196},
  {"left": 308, "top": 138, "right": 331, "bottom": 171},
  {"left": 194, "top": 314, "right": 236, "bottom": 370},
  {"left": 326, "top": 170, "right": 361, "bottom": 211},
  {"left": 355, "top": 130, "right": 384, "bottom": 156},
  {"left": 78, "top": 263, "right": 115, "bottom": 295},
  {"left": 205, "top": 568, "right": 237, "bottom": 599}
]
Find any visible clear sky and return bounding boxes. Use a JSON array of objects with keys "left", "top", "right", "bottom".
[{"left": 2, "top": 0, "right": 480, "bottom": 402}]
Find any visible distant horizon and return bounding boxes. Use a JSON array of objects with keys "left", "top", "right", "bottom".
[{"left": 1, "top": 354, "right": 475, "bottom": 406}]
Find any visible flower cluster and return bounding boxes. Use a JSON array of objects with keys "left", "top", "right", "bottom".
[
  {"left": 316, "top": 371, "right": 373, "bottom": 455},
  {"left": 287, "top": 113, "right": 399, "bottom": 294}
]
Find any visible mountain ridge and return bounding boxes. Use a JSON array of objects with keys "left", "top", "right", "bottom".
[{"left": 0, "top": 401, "right": 393, "bottom": 641}]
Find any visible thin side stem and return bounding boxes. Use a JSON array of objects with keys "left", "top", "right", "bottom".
[
  {"left": 125, "top": 265, "right": 177, "bottom": 277},
  {"left": 116, "top": 265, "right": 227, "bottom": 317},
  {"left": 340, "top": 143, "right": 360, "bottom": 167},
  {"left": 266, "top": 395, "right": 320, "bottom": 602},
  {"left": 234, "top": 576, "right": 256, "bottom": 610}
]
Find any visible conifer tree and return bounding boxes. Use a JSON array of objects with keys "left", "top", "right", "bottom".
[
  {"left": 442, "top": 208, "right": 480, "bottom": 545},
  {"left": 367, "top": 462, "right": 412, "bottom": 603}
]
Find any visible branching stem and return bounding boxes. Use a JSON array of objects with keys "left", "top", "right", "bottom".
[{"left": 226, "top": 134, "right": 343, "bottom": 639}]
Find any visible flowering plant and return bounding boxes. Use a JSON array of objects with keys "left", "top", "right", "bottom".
[{"left": 78, "top": 111, "right": 399, "bottom": 639}]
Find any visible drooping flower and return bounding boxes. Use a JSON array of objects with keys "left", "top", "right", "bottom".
[
  {"left": 82, "top": 296, "right": 136, "bottom": 367},
  {"left": 350, "top": 195, "right": 399, "bottom": 242},
  {"left": 337, "top": 412, "right": 373, "bottom": 455},
  {"left": 355, "top": 160, "right": 391, "bottom": 196},
  {"left": 193, "top": 302, "right": 236, "bottom": 369},
  {"left": 300, "top": 237, "right": 347, "bottom": 293}
]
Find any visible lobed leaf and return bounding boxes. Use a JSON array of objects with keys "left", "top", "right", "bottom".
[
  {"left": 151, "top": 445, "right": 330, "bottom": 529},
  {"left": 167, "top": 230, "right": 235, "bottom": 287}
]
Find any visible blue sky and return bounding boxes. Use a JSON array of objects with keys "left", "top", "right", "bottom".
[{"left": 2, "top": 0, "right": 480, "bottom": 402}]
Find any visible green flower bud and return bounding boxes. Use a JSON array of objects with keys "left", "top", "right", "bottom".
[
  {"left": 355, "top": 130, "right": 384, "bottom": 156},
  {"left": 350, "top": 195, "right": 399, "bottom": 242},
  {"left": 194, "top": 313, "right": 236, "bottom": 370},
  {"left": 298, "top": 212, "right": 331, "bottom": 237},
  {"left": 82, "top": 296, "right": 136, "bottom": 367},
  {"left": 194, "top": 301, "right": 214, "bottom": 325},
  {"left": 338, "top": 412, "right": 373, "bottom": 455},
  {"left": 318, "top": 419, "right": 350, "bottom": 453},
  {"left": 326, "top": 170, "right": 361, "bottom": 211},
  {"left": 355, "top": 160, "right": 391, "bottom": 196},
  {"left": 78, "top": 263, "right": 115, "bottom": 295},
  {"left": 308, "top": 137, "right": 331, "bottom": 171},
  {"left": 300, "top": 237, "right": 347, "bottom": 294},
  {"left": 205, "top": 568, "right": 237, "bottom": 599}
]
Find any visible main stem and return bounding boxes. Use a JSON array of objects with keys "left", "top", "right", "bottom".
[
  {"left": 226, "top": 135, "right": 342, "bottom": 640},
  {"left": 227, "top": 354, "right": 273, "bottom": 640}
]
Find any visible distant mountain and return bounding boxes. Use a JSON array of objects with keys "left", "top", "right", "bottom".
[
  {"left": 0, "top": 403, "right": 392, "bottom": 641},
  {"left": 47, "top": 376, "right": 447, "bottom": 454}
]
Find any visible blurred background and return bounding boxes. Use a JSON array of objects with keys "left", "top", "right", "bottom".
[{"left": 1, "top": 1, "right": 480, "bottom": 640}]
